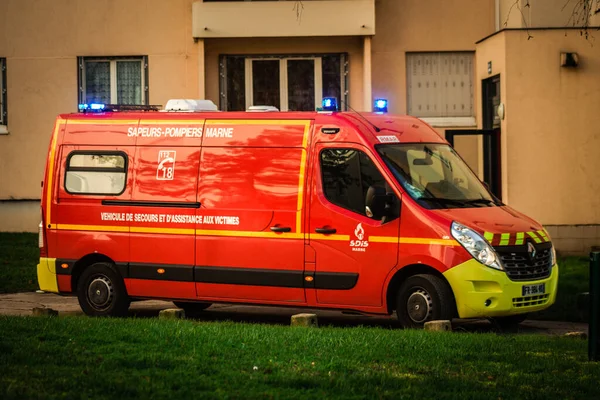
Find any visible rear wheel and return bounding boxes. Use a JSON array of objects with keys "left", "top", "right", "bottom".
[
  {"left": 173, "top": 301, "right": 212, "bottom": 316},
  {"left": 396, "top": 274, "right": 455, "bottom": 329},
  {"left": 77, "top": 262, "right": 130, "bottom": 317}
]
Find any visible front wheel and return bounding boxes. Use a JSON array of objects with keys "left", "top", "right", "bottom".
[
  {"left": 396, "top": 274, "right": 455, "bottom": 329},
  {"left": 77, "top": 262, "right": 130, "bottom": 317}
]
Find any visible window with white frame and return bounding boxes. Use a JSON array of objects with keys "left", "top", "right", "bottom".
[
  {"left": 78, "top": 56, "right": 148, "bottom": 105},
  {"left": 0, "top": 58, "right": 7, "bottom": 130},
  {"left": 406, "top": 52, "right": 474, "bottom": 120}
]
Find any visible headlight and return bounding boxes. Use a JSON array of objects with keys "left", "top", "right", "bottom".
[
  {"left": 550, "top": 245, "right": 557, "bottom": 266},
  {"left": 451, "top": 221, "right": 504, "bottom": 271}
]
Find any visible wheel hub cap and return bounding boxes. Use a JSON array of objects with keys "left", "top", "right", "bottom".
[
  {"left": 407, "top": 290, "right": 432, "bottom": 323},
  {"left": 87, "top": 276, "right": 113, "bottom": 309}
]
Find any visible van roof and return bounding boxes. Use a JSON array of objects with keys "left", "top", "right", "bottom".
[{"left": 60, "top": 111, "right": 447, "bottom": 145}]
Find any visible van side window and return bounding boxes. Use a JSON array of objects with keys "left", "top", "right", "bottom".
[
  {"left": 65, "top": 152, "right": 127, "bottom": 195},
  {"left": 320, "top": 149, "right": 386, "bottom": 216}
]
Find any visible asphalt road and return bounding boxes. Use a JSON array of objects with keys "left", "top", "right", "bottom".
[{"left": 0, "top": 292, "right": 588, "bottom": 335}]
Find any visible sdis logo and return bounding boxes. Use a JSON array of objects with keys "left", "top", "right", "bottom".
[{"left": 350, "top": 223, "right": 369, "bottom": 252}]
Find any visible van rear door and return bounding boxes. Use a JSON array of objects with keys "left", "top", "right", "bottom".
[
  {"left": 194, "top": 119, "right": 312, "bottom": 304},
  {"left": 127, "top": 118, "right": 204, "bottom": 300}
]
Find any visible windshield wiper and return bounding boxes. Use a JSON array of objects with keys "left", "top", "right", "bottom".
[
  {"left": 462, "top": 198, "right": 496, "bottom": 206},
  {"left": 417, "top": 197, "right": 469, "bottom": 206},
  {"left": 418, "top": 197, "right": 497, "bottom": 208}
]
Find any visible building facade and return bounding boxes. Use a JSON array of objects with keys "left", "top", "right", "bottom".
[{"left": 0, "top": 0, "right": 599, "bottom": 254}]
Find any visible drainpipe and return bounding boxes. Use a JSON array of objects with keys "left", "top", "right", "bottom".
[
  {"left": 363, "top": 36, "right": 372, "bottom": 111},
  {"left": 495, "top": 0, "right": 500, "bottom": 31},
  {"left": 198, "top": 38, "right": 205, "bottom": 99}
]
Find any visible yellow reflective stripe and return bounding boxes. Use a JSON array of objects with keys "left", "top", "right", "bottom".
[
  {"left": 132, "top": 226, "right": 195, "bottom": 235},
  {"left": 67, "top": 119, "right": 138, "bottom": 125},
  {"left": 499, "top": 233, "right": 510, "bottom": 246},
  {"left": 140, "top": 120, "right": 205, "bottom": 125},
  {"left": 400, "top": 238, "right": 459, "bottom": 246},
  {"left": 309, "top": 234, "right": 350, "bottom": 241},
  {"left": 56, "top": 224, "right": 129, "bottom": 233},
  {"left": 484, "top": 232, "right": 494, "bottom": 242},
  {"left": 46, "top": 119, "right": 64, "bottom": 229},
  {"left": 527, "top": 231, "right": 542, "bottom": 243},
  {"left": 370, "top": 236, "right": 398, "bottom": 243},
  {"left": 205, "top": 119, "right": 311, "bottom": 126},
  {"left": 537, "top": 230, "right": 549, "bottom": 242},
  {"left": 295, "top": 122, "right": 311, "bottom": 232},
  {"left": 197, "top": 230, "right": 303, "bottom": 239},
  {"left": 515, "top": 232, "right": 525, "bottom": 245}
]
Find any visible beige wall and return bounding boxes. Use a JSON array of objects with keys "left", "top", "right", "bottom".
[
  {"left": 0, "top": 0, "right": 199, "bottom": 202},
  {"left": 504, "top": 30, "right": 600, "bottom": 225},
  {"left": 372, "top": 0, "right": 495, "bottom": 115},
  {"left": 477, "top": 30, "right": 600, "bottom": 226},
  {"left": 204, "top": 36, "right": 365, "bottom": 110},
  {"left": 192, "top": 0, "right": 375, "bottom": 38},
  {"left": 500, "top": 0, "right": 600, "bottom": 28}
]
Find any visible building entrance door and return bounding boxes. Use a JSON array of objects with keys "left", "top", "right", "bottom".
[
  {"left": 445, "top": 75, "right": 502, "bottom": 199},
  {"left": 245, "top": 57, "right": 323, "bottom": 111}
]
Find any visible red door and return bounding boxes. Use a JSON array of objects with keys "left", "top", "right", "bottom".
[
  {"left": 194, "top": 119, "right": 311, "bottom": 305},
  {"left": 127, "top": 144, "right": 201, "bottom": 299},
  {"left": 308, "top": 143, "right": 400, "bottom": 309},
  {"left": 54, "top": 146, "right": 134, "bottom": 284}
]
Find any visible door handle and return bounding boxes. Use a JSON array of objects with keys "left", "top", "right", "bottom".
[
  {"left": 270, "top": 226, "right": 292, "bottom": 233},
  {"left": 315, "top": 227, "right": 337, "bottom": 234}
]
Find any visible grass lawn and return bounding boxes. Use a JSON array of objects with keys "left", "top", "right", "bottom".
[
  {"left": 0, "top": 233, "right": 39, "bottom": 294},
  {"left": 0, "top": 316, "right": 598, "bottom": 399},
  {"left": 0, "top": 233, "right": 591, "bottom": 322}
]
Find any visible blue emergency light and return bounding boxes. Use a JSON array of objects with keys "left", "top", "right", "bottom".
[
  {"left": 78, "top": 103, "right": 106, "bottom": 112},
  {"left": 321, "top": 97, "right": 338, "bottom": 112},
  {"left": 374, "top": 99, "right": 388, "bottom": 113}
]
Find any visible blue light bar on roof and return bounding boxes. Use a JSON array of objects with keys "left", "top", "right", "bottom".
[
  {"left": 321, "top": 97, "right": 338, "bottom": 112},
  {"left": 78, "top": 103, "right": 106, "bottom": 112},
  {"left": 374, "top": 99, "right": 388, "bottom": 113}
]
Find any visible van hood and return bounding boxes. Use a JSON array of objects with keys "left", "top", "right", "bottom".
[{"left": 432, "top": 205, "right": 544, "bottom": 237}]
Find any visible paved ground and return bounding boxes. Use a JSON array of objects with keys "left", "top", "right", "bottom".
[{"left": 0, "top": 292, "right": 589, "bottom": 335}]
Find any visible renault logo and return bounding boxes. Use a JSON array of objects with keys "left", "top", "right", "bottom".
[{"left": 527, "top": 242, "right": 537, "bottom": 260}]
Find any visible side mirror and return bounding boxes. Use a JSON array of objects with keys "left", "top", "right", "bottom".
[{"left": 365, "top": 186, "right": 391, "bottom": 220}]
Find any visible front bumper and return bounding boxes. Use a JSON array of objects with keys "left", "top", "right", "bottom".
[
  {"left": 443, "top": 259, "right": 558, "bottom": 319},
  {"left": 37, "top": 257, "right": 59, "bottom": 293}
]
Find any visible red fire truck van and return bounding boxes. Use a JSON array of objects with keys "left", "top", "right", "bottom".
[{"left": 37, "top": 99, "right": 558, "bottom": 327}]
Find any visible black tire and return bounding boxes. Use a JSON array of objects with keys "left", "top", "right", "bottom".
[
  {"left": 492, "top": 314, "right": 528, "bottom": 331},
  {"left": 396, "top": 274, "right": 455, "bottom": 329},
  {"left": 77, "top": 262, "right": 130, "bottom": 317},
  {"left": 173, "top": 301, "right": 212, "bottom": 316}
]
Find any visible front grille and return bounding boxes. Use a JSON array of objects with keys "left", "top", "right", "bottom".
[
  {"left": 513, "top": 294, "right": 550, "bottom": 308},
  {"left": 495, "top": 242, "right": 552, "bottom": 281}
]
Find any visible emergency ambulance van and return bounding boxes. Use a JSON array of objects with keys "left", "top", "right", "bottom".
[{"left": 37, "top": 99, "right": 558, "bottom": 327}]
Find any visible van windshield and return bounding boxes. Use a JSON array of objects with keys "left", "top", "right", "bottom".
[{"left": 376, "top": 143, "right": 501, "bottom": 209}]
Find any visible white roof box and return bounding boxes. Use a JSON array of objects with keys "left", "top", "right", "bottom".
[
  {"left": 247, "top": 105, "right": 279, "bottom": 112},
  {"left": 163, "top": 99, "right": 219, "bottom": 112}
]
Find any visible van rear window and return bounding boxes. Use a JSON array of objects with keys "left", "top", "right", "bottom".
[{"left": 65, "top": 152, "right": 127, "bottom": 195}]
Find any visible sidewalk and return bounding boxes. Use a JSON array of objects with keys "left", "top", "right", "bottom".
[{"left": 0, "top": 292, "right": 589, "bottom": 335}]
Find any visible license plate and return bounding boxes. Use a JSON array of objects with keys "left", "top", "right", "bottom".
[{"left": 522, "top": 283, "right": 545, "bottom": 296}]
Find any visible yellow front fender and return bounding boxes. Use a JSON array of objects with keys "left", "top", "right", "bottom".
[{"left": 443, "top": 259, "right": 558, "bottom": 319}]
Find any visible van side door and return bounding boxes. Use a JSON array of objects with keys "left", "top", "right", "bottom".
[
  {"left": 308, "top": 143, "right": 400, "bottom": 309},
  {"left": 194, "top": 119, "right": 311, "bottom": 304}
]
